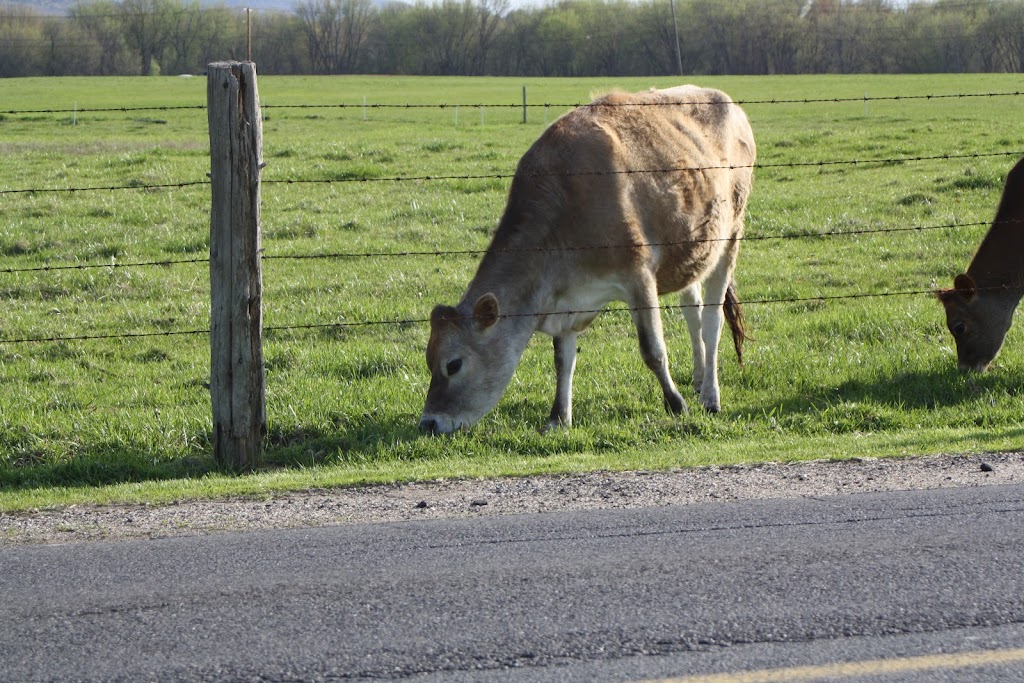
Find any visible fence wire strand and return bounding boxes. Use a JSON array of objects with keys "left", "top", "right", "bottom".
[
  {"left": 0, "top": 257, "right": 208, "bottom": 275},
  {"left": 0, "top": 286, "right": 1004, "bottom": 346},
  {"left": 0, "top": 180, "right": 208, "bottom": 196},
  {"left": 3, "top": 89, "right": 1023, "bottom": 116},
  {"left": 0, "top": 219, "right": 1004, "bottom": 275},
  {"left": 2, "top": 150, "right": 1020, "bottom": 196}
]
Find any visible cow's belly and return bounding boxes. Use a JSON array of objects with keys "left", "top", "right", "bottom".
[{"left": 536, "top": 278, "right": 630, "bottom": 337}]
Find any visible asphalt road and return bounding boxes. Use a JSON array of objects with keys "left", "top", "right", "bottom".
[{"left": 3, "top": 484, "right": 1024, "bottom": 682}]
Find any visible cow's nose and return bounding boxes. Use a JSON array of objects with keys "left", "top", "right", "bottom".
[{"left": 419, "top": 417, "right": 439, "bottom": 434}]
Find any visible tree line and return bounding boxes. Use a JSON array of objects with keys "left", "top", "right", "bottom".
[{"left": 2, "top": 0, "right": 1024, "bottom": 78}]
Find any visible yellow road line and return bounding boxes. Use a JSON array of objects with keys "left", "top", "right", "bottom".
[{"left": 640, "top": 647, "right": 1024, "bottom": 683}]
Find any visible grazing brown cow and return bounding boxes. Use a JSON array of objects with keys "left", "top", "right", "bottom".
[
  {"left": 937, "top": 156, "right": 1024, "bottom": 371},
  {"left": 420, "top": 85, "right": 756, "bottom": 434}
]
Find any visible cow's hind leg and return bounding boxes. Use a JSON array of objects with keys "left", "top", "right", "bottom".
[
  {"left": 698, "top": 264, "right": 732, "bottom": 413},
  {"left": 630, "top": 279, "right": 688, "bottom": 416},
  {"left": 547, "top": 333, "right": 578, "bottom": 430},
  {"left": 680, "top": 283, "right": 705, "bottom": 393}
]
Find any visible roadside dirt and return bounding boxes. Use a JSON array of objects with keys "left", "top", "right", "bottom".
[{"left": 3, "top": 452, "right": 1023, "bottom": 546}]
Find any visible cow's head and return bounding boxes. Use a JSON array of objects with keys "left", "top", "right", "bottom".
[
  {"left": 937, "top": 273, "right": 1013, "bottom": 372},
  {"left": 419, "top": 293, "right": 518, "bottom": 434}
]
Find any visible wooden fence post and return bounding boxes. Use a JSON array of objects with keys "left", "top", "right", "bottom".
[{"left": 207, "top": 61, "right": 266, "bottom": 471}]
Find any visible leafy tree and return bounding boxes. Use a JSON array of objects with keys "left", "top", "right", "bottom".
[
  {"left": 253, "top": 11, "right": 309, "bottom": 74},
  {"left": 0, "top": 4, "right": 45, "bottom": 77},
  {"left": 71, "top": 1, "right": 133, "bottom": 75},
  {"left": 40, "top": 16, "right": 99, "bottom": 75},
  {"left": 413, "top": 0, "right": 478, "bottom": 75},
  {"left": 119, "top": 0, "right": 177, "bottom": 75},
  {"left": 632, "top": 0, "right": 685, "bottom": 76},
  {"left": 533, "top": 6, "right": 585, "bottom": 76}
]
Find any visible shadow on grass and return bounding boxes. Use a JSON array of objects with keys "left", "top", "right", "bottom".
[
  {"left": 827, "top": 367, "right": 1016, "bottom": 409},
  {"left": 264, "top": 412, "right": 424, "bottom": 469},
  {"left": 754, "top": 365, "right": 1024, "bottom": 435},
  {"left": 0, "top": 448, "right": 217, "bottom": 493},
  {"left": 0, "top": 413, "right": 426, "bottom": 494},
  {"left": 3, "top": 368, "right": 1020, "bottom": 494}
]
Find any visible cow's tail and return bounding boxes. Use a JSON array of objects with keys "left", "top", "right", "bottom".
[{"left": 724, "top": 279, "right": 748, "bottom": 367}]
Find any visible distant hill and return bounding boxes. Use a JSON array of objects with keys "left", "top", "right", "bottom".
[{"left": 5, "top": 0, "right": 298, "bottom": 14}]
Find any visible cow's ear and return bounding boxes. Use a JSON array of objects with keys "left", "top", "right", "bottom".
[
  {"left": 473, "top": 293, "right": 500, "bottom": 330},
  {"left": 953, "top": 273, "right": 977, "bottom": 300}
]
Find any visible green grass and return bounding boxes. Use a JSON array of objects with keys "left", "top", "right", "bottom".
[{"left": 2, "top": 74, "right": 1024, "bottom": 512}]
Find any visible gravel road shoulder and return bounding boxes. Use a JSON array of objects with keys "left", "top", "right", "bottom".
[{"left": 3, "top": 452, "right": 1022, "bottom": 546}]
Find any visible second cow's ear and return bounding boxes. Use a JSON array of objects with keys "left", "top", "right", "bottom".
[
  {"left": 953, "top": 273, "right": 978, "bottom": 300},
  {"left": 473, "top": 293, "right": 500, "bottom": 330},
  {"left": 430, "top": 304, "right": 460, "bottom": 326}
]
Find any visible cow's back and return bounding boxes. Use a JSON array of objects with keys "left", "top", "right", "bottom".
[{"left": 488, "top": 86, "right": 754, "bottom": 296}]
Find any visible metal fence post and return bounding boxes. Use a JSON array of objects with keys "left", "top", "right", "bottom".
[{"left": 207, "top": 61, "right": 266, "bottom": 471}]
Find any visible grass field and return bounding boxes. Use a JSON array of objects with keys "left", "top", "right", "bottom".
[{"left": 2, "top": 73, "right": 1024, "bottom": 511}]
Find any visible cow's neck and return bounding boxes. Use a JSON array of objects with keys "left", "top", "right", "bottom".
[
  {"left": 967, "top": 193, "right": 1024, "bottom": 307},
  {"left": 467, "top": 207, "right": 558, "bottom": 327},
  {"left": 464, "top": 267, "right": 551, "bottom": 331}
]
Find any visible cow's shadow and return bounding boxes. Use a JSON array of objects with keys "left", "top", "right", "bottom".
[{"left": 756, "top": 365, "right": 1020, "bottom": 419}]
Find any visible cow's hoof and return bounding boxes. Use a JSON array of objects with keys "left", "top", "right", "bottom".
[
  {"left": 541, "top": 419, "right": 570, "bottom": 433},
  {"left": 664, "top": 392, "right": 689, "bottom": 416}
]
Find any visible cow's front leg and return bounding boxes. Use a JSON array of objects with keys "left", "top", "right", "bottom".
[
  {"left": 547, "top": 333, "right": 578, "bottom": 430},
  {"left": 631, "top": 282, "right": 688, "bottom": 416}
]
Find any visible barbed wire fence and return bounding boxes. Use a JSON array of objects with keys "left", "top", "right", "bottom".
[
  {"left": 1, "top": 144, "right": 1018, "bottom": 348},
  {"left": 0, "top": 143, "right": 1017, "bottom": 342},
  {"left": 2, "top": 75, "right": 1021, "bottom": 463}
]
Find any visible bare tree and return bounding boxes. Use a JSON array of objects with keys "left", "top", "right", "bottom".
[
  {"left": 473, "top": 0, "right": 508, "bottom": 74},
  {"left": 980, "top": 2, "right": 1024, "bottom": 72},
  {"left": 297, "top": 0, "right": 375, "bottom": 74}
]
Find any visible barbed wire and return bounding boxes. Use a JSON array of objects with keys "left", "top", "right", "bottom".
[
  {"left": 3, "top": 89, "right": 1023, "bottom": 116},
  {"left": 2, "top": 149, "right": 1019, "bottom": 196},
  {"left": 0, "top": 218, "right": 1003, "bottom": 276},
  {"left": 0, "top": 179, "right": 208, "bottom": 196},
  {"left": 264, "top": 91, "right": 1024, "bottom": 109},
  {"left": 0, "top": 105, "right": 206, "bottom": 115},
  {"left": 0, "top": 327, "right": 210, "bottom": 345},
  {"left": 0, "top": 285, "right": 1004, "bottom": 346},
  {"left": 262, "top": 150, "right": 1023, "bottom": 185},
  {"left": 263, "top": 219, "right": 997, "bottom": 263},
  {"left": 0, "top": 257, "right": 207, "bottom": 275}
]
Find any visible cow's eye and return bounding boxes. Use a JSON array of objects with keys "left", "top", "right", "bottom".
[
  {"left": 446, "top": 358, "right": 463, "bottom": 376},
  {"left": 951, "top": 322, "right": 967, "bottom": 336}
]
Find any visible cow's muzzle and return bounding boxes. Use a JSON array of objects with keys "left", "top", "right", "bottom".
[
  {"left": 419, "top": 414, "right": 466, "bottom": 435},
  {"left": 419, "top": 416, "right": 442, "bottom": 434}
]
